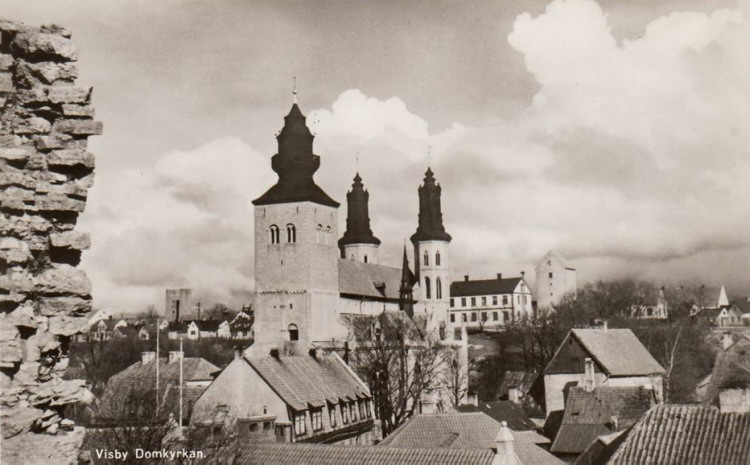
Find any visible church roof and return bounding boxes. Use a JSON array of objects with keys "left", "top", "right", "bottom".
[
  {"left": 339, "top": 173, "right": 381, "bottom": 247},
  {"left": 411, "top": 168, "right": 451, "bottom": 243},
  {"left": 450, "top": 277, "right": 523, "bottom": 297},
  {"left": 338, "top": 259, "right": 404, "bottom": 301}
]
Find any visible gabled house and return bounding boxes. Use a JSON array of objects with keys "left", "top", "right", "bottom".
[
  {"left": 695, "top": 304, "right": 744, "bottom": 327},
  {"left": 88, "top": 318, "right": 127, "bottom": 342},
  {"left": 542, "top": 327, "right": 665, "bottom": 414},
  {"left": 186, "top": 320, "right": 221, "bottom": 340},
  {"left": 630, "top": 287, "right": 668, "bottom": 320},
  {"left": 497, "top": 371, "right": 538, "bottom": 403},
  {"left": 603, "top": 405, "right": 750, "bottom": 464},
  {"left": 217, "top": 320, "right": 231, "bottom": 338},
  {"left": 698, "top": 334, "right": 750, "bottom": 412},
  {"left": 190, "top": 352, "right": 375, "bottom": 445},
  {"left": 549, "top": 386, "right": 656, "bottom": 458},
  {"left": 448, "top": 274, "right": 534, "bottom": 329},
  {"left": 229, "top": 311, "right": 254, "bottom": 339},
  {"left": 378, "top": 413, "right": 562, "bottom": 465}
]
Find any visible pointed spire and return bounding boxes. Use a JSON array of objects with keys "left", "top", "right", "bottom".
[
  {"left": 399, "top": 245, "right": 415, "bottom": 317},
  {"left": 411, "top": 167, "right": 451, "bottom": 243},
  {"left": 339, "top": 172, "right": 380, "bottom": 248},
  {"left": 292, "top": 76, "right": 298, "bottom": 104}
]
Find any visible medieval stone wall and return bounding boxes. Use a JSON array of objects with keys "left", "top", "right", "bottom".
[{"left": 0, "top": 17, "right": 101, "bottom": 461}]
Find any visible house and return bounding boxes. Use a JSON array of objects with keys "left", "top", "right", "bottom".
[
  {"left": 452, "top": 401, "right": 537, "bottom": 431},
  {"left": 190, "top": 352, "right": 375, "bottom": 445},
  {"left": 695, "top": 285, "right": 730, "bottom": 310},
  {"left": 87, "top": 308, "right": 116, "bottom": 326},
  {"left": 549, "top": 386, "right": 657, "bottom": 458},
  {"left": 542, "top": 327, "right": 665, "bottom": 414},
  {"left": 167, "top": 321, "right": 188, "bottom": 340},
  {"left": 87, "top": 318, "right": 127, "bottom": 342},
  {"left": 448, "top": 274, "right": 534, "bottom": 329},
  {"left": 378, "top": 413, "right": 562, "bottom": 464},
  {"left": 229, "top": 310, "right": 254, "bottom": 339},
  {"left": 535, "top": 250, "right": 576, "bottom": 312},
  {"left": 186, "top": 320, "right": 221, "bottom": 340},
  {"left": 695, "top": 304, "right": 744, "bottom": 327},
  {"left": 602, "top": 405, "right": 750, "bottom": 464},
  {"left": 697, "top": 334, "right": 750, "bottom": 412},
  {"left": 630, "top": 287, "right": 668, "bottom": 320},
  {"left": 497, "top": 371, "right": 538, "bottom": 403},
  {"left": 217, "top": 320, "right": 231, "bottom": 338},
  {"left": 95, "top": 351, "right": 219, "bottom": 426}
]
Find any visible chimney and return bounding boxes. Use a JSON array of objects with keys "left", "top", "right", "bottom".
[
  {"left": 465, "top": 391, "right": 478, "bottom": 406},
  {"left": 309, "top": 348, "right": 317, "bottom": 360},
  {"left": 234, "top": 345, "right": 243, "bottom": 360},
  {"left": 168, "top": 350, "right": 183, "bottom": 363},
  {"left": 464, "top": 275, "right": 469, "bottom": 282},
  {"left": 723, "top": 332, "right": 734, "bottom": 350},
  {"left": 584, "top": 358, "right": 595, "bottom": 392},
  {"left": 520, "top": 271, "right": 525, "bottom": 278},
  {"left": 508, "top": 387, "right": 520, "bottom": 404},
  {"left": 497, "top": 273, "right": 502, "bottom": 280},
  {"left": 270, "top": 348, "right": 280, "bottom": 359},
  {"left": 141, "top": 351, "right": 156, "bottom": 364},
  {"left": 610, "top": 415, "right": 619, "bottom": 431},
  {"left": 492, "top": 421, "right": 515, "bottom": 465}
]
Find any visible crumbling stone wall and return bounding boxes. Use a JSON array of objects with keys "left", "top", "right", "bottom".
[{"left": 0, "top": 17, "right": 101, "bottom": 461}]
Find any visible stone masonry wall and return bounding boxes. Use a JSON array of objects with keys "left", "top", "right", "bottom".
[{"left": 0, "top": 17, "right": 101, "bottom": 459}]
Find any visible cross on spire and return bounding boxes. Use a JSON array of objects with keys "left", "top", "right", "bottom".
[{"left": 292, "top": 76, "right": 298, "bottom": 104}]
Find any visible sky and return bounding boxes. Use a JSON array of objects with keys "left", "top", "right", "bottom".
[{"left": 3, "top": 0, "right": 749, "bottom": 312}]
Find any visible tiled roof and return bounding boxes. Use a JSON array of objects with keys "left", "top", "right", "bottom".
[
  {"left": 551, "top": 386, "right": 655, "bottom": 454},
  {"left": 236, "top": 443, "right": 494, "bottom": 465},
  {"left": 450, "top": 277, "right": 523, "bottom": 298},
  {"left": 702, "top": 335, "right": 750, "bottom": 405},
  {"left": 497, "top": 371, "right": 538, "bottom": 398},
  {"left": 338, "top": 259, "right": 404, "bottom": 300},
  {"left": 379, "top": 413, "right": 563, "bottom": 464},
  {"left": 190, "top": 319, "right": 221, "bottom": 332},
  {"left": 608, "top": 404, "right": 750, "bottom": 464},
  {"left": 246, "top": 354, "right": 369, "bottom": 411},
  {"left": 454, "top": 401, "right": 537, "bottom": 431},
  {"left": 108, "top": 357, "right": 219, "bottom": 387},
  {"left": 163, "top": 384, "right": 207, "bottom": 422},
  {"left": 571, "top": 329, "right": 665, "bottom": 376}
]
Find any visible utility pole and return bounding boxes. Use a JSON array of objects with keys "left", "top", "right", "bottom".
[
  {"left": 155, "top": 317, "right": 160, "bottom": 413},
  {"left": 179, "top": 337, "right": 184, "bottom": 435}
]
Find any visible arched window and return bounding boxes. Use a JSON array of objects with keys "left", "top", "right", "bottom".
[
  {"left": 425, "top": 277, "right": 432, "bottom": 299},
  {"left": 269, "top": 225, "right": 280, "bottom": 244},
  {"left": 316, "top": 224, "right": 323, "bottom": 243},
  {"left": 286, "top": 224, "right": 296, "bottom": 243},
  {"left": 436, "top": 277, "right": 442, "bottom": 299},
  {"left": 423, "top": 250, "right": 429, "bottom": 267},
  {"left": 288, "top": 324, "right": 299, "bottom": 341},
  {"left": 436, "top": 251, "right": 441, "bottom": 267}
]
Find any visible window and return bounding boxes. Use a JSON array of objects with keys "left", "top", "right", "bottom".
[
  {"left": 359, "top": 401, "right": 366, "bottom": 419},
  {"left": 324, "top": 226, "right": 331, "bottom": 244},
  {"left": 423, "top": 250, "right": 429, "bottom": 266},
  {"left": 288, "top": 324, "right": 299, "bottom": 342},
  {"left": 329, "top": 405, "right": 337, "bottom": 428},
  {"left": 425, "top": 277, "right": 432, "bottom": 299},
  {"left": 435, "top": 251, "right": 441, "bottom": 266},
  {"left": 436, "top": 277, "right": 442, "bottom": 299},
  {"left": 462, "top": 313, "right": 467, "bottom": 322},
  {"left": 471, "top": 312, "right": 477, "bottom": 322},
  {"left": 249, "top": 422, "right": 260, "bottom": 433},
  {"left": 471, "top": 297, "right": 476, "bottom": 306},
  {"left": 493, "top": 311, "right": 498, "bottom": 321},
  {"left": 450, "top": 298, "right": 454, "bottom": 307},
  {"left": 269, "top": 225, "right": 280, "bottom": 244},
  {"left": 503, "top": 311, "right": 509, "bottom": 322},
  {"left": 503, "top": 296, "right": 508, "bottom": 306},
  {"left": 481, "top": 296, "right": 487, "bottom": 306},
  {"left": 482, "top": 312, "right": 488, "bottom": 321},
  {"left": 365, "top": 400, "right": 372, "bottom": 418},
  {"left": 493, "top": 296, "right": 498, "bottom": 305},
  {"left": 450, "top": 314, "right": 455, "bottom": 323},
  {"left": 461, "top": 298, "right": 466, "bottom": 307},
  {"left": 350, "top": 402, "right": 357, "bottom": 422},
  {"left": 294, "top": 411, "right": 306, "bottom": 436},
  {"left": 517, "top": 295, "right": 521, "bottom": 304},
  {"left": 364, "top": 255, "right": 368, "bottom": 263},
  {"left": 342, "top": 404, "right": 349, "bottom": 424},
  {"left": 549, "top": 272, "right": 553, "bottom": 279},
  {"left": 316, "top": 224, "right": 323, "bottom": 243},
  {"left": 286, "top": 224, "right": 296, "bottom": 243},
  {"left": 311, "top": 408, "right": 323, "bottom": 431}
]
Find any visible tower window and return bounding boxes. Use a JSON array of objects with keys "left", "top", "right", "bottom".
[
  {"left": 450, "top": 298, "right": 454, "bottom": 307},
  {"left": 288, "top": 324, "right": 299, "bottom": 342},
  {"left": 364, "top": 255, "right": 368, "bottom": 263},
  {"left": 286, "top": 224, "right": 296, "bottom": 243},
  {"left": 423, "top": 251, "right": 429, "bottom": 266},
  {"left": 461, "top": 298, "right": 466, "bottom": 307},
  {"left": 549, "top": 272, "right": 553, "bottom": 279},
  {"left": 436, "top": 251, "right": 441, "bottom": 266},
  {"left": 425, "top": 277, "right": 432, "bottom": 299},
  {"left": 436, "top": 277, "right": 442, "bottom": 299},
  {"left": 316, "top": 224, "right": 323, "bottom": 243},
  {"left": 269, "top": 225, "right": 280, "bottom": 244},
  {"left": 325, "top": 226, "right": 331, "bottom": 245}
]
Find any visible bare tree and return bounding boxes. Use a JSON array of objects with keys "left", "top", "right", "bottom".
[{"left": 445, "top": 348, "right": 468, "bottom": 408}]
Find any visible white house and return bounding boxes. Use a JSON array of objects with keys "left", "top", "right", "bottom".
[{"left": 448, "top": 274, "right": 533, "bottom": 329}]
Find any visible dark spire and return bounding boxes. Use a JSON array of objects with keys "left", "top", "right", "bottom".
[
  {"left": 399, "top": 245, "right": 415, "bottom": 317},
  {"left": 253, "top": 103, "right": 339, "bottom": 207},
  {"left": 339, "top": 173, "right": 381, "bottom": 250},
  {"left": 410, "top": 168, "right": 451, "bottom": 243}
]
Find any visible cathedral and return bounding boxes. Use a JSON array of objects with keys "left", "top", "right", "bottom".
[{"left": 248, "top": 99, "right": 458, "bottom": 354}]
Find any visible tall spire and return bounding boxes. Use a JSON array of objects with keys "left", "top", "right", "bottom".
[
  {"left": 410, "top": 167, "right": 452, "bottom": 243},
  {"left": 252, "top": 99, "right": 339, "bottom": 208},
  {"left": 339, "top": 172, "right": 380, "bottom": 249},
  {"left": 399, "top": 244, "right": 415, "bottom": 317}
]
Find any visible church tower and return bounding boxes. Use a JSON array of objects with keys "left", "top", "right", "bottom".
[
  {"left": 251, "top": 99, "right": 340, "bottom": 353},
  {"left": 410, "top": 167, "right": 451, "bottom": 335},
  {"left": 338, "top": 173, "right": 381, "bottom": 264}
]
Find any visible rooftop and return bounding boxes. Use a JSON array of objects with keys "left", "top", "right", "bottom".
[
  {"left": 338, "top": 259, "right": 405, "bottom": 301},
  {"left": 569, "top": 328, "right": 665, "bottom": 376},
  {"left": 454, "top": 401, "right": 537, "bottom": 431},
  {"left": 450, "top": 277, "right": 524, "bottom": 298},
  {"left": 702, "top": 334, "right": 750, "bottom": 405}
]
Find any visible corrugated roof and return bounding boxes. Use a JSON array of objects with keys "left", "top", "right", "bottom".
[
  {"left": 571, "top": 329, "right": 665, "bottom": 376},
  {"left": 702, "top": 335, "right": 750, "bottom": 405},
  {"left": 247, "top": 354, "right": 369, "bottom": 411},
  {"left": 236, "top": 443, "right": 494, "bottom": 465},
  {"left": 379, "top": 413, "right": 563, "bottom": 464},
  {"left": 454, "top": 401, "right": 537, "bottom": 431},
  {"left": 338, "top": 259, "right": 403, "bottom": 300},
  {"left": 450, "top": 277, "right": 523, "bottom": 298},
  {"left": 551, "top": 387, "right": 655, "bottom": 454},
  {"left": 608, "top": 405, "right": 750, "bottom": 464}
]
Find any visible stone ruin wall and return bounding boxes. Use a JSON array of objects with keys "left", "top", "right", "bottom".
[{"left": 0, "top": 17, "right": 101, "bottom": 460}]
